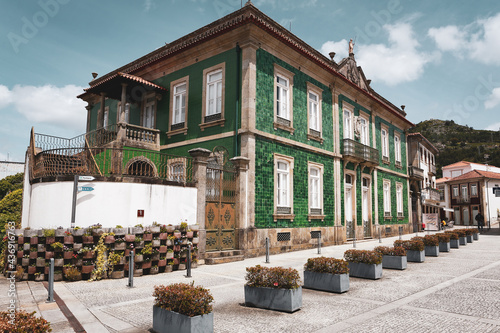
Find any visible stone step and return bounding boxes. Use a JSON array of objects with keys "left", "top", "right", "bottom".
[
  {"left": 204, "top": 250, "right": 243, "bottom": 259},
  {"left": 205, "top": 255, "right": 245, "bottom": 265}
]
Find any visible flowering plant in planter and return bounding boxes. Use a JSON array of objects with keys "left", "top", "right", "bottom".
[
  {"left": 304, "top": 257, "right": 349, "bottom": 274},
  {"left": 0, "top": 309, "right": 51, "bottom": 332},
  {"left": 418, "top": 235, "right": 439, "bottom": 247},
  {"left": 444, "top": 231, "right": 459, "bottom": 240},
  {"left": 245, "top": 265, "right": 301, "bottom": 289},
  {"left": 394, "top": 239, "right": 425, "bottom": 251},
  {"left": 455, "top": 229, "right": 467, "bottom": 238},
  {"left": 437, "top": 233, "right": 451, "bottom": 243},
  {"left": 51, "top": 242, "right": 64, "bottom": 251},
  {"left": 374, "top": 246, "right": 406, "bottom": 256},
  {"left": 343, "top": 249, "right": 382, "bottom": 265},
  {"left": 153, "top": 282, "right": 214, "bottom": 317}
]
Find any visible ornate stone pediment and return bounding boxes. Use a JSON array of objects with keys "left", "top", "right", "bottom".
[{"left": 337, "top": 54, "right": 371, "bottom": 92}]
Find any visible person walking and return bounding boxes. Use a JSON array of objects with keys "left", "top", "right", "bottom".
[{"left": 475, "top": 212, "right": 485, "bottom": 232}]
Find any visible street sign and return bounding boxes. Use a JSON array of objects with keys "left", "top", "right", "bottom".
[
  {"left": 78, "top": 186, "right": 94, "bottom": 192},
  {"left": 78, "top": 176, "right": 95, "bottom": 181}
]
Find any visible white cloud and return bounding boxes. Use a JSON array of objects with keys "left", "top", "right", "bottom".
[
  {"left": 0, "top": 84, "right": 86, "bottom": 130},
  {"left": 485, "top": 121, "right": 500, "bottom": 131},
  {"left": 485, "top": 87, "right": 500, "bottom": 109},
  {"left": 320, "top": 39, "right": 348, "bottom": 61},
  {"left": 428, "top": 12, "right": 500, "bottom": 65},
  {"left": 356, "top": 23, "right": 439, "bottom": 86},
  {"left": 144, "top": 0, "right": 154, "bottom": 12}
]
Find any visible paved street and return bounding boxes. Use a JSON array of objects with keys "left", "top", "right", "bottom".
[{"left": 2, "top": 229, "right": 500, "bottom": 332}]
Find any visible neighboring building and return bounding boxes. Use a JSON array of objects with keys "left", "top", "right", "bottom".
[
  {"left": 407, "top": 133, "right": 439, "bottom": 230},
  {"left": 0, "top": 161, "right": 24, "bottom": 179},
  {"left": 24, "top": 2, "right": 416, "bottom": 258},
  {"left": 437, "top": 161, "right": 500, "bottom": 227}
]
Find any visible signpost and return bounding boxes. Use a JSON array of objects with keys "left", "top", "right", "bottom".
[{"left": 71, "top": 175, "right": 96, "bottom": 228}]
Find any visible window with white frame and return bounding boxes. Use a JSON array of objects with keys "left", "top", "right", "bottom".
[
  {"left": 471, "top": 183, "right": 478, "bottom": 197},
  {"left": 167, "top": 158, "right": 186, "bottom": 182},
  {"left": 173, "top": 83, "right": 186, "bottom": 126},
  {"left": 308, "top": 91, "right": 320, "bottom": 133},
  {"left": 276, "top": 75, "right": 290, "bottom": 120},
  {"left": 395, "top": 134, "right": 401, "bottom": 165},
  {"left": 142, "top": 95, "right": 156, "bottom": 129},
  {"left": 345, "top": 173, "right": 354, "bottom": 224},
  {"left": 452, "top": 185, "right": 459, "bottom": 197},
  {"left": 396, "top": 182, "right": 403, "bottom": 217},
  {"left": 201, "top": 64, "right": 225, "bottom": 127},
  {"left": 359, "top": 116, "right": 368, "bottom": 145},
  {"left": 461, "top": 184, "right": 468, "bottom": 200},
  {"left": 103, "top": 106, "right": 109, "bottom": 127},
  {"left": 383, "top": 180, "right": 391, "bottom": 217},
  {"left": 381, "top": 127, "right": 389, "bottom": 160},
  {"left": 275, "top": 155, "right": 294, "bottom": 216},
  {"left": 308, "top": 163, "right": 323, "bottom": 215},
  {"left": 343, "top": 109, "right": 352, "bottom": 140},
  {"left": 117, "top": 102, "right": 130, "bottom": 123}
]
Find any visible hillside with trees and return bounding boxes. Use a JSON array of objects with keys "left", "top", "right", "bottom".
[{"left": 409, "top": 119, "right": 500, "bottom": 178}]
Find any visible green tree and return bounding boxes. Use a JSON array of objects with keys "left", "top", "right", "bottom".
[{"left": 0, "top": 173, "right": 24, "bottom": 200}]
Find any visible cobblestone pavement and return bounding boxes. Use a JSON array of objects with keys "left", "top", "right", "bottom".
[{"left": 2, "top": 229, "right": 500, "bottom": 332}]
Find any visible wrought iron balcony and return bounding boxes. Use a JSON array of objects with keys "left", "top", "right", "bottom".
[
  {"left": 343, "top": 139, "right": 379, "bottom": 166},
  {"left": 409, "top": 166, "right": 425, "bottom": 180}
]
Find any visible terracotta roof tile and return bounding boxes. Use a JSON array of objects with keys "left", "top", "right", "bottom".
[{"left": 450, "top": 169, "right": 500, "bottom": 181}]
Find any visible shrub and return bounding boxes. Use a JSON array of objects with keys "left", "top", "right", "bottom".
[
  {"left": 42, "top": 229, "right": 55, "bottom": 237},
  {"left": 374, "top": 246, "right": 406, "bottom": 256},
  {"left": 470, "top": 228, "right": 479, "bottom": 234},
  {"left": 421, "top": 235, "right": 439, "bottom": 246},
  {"left": 180, "top": 221, "right": 188, "bottom": 230},
  {"left": 304, "top": 257, "right": 349, "bottom": 275},
  {"left": 464, "top": 229, "right": 474, "bottom": 236},
  {"left": 0, "top": 309, "right": 51, "bottom": 332},
  {"left": 436, "top": 233, "right": 451, "bottom": 243},
  {"left": 51, "top": 242, "right": 63, "bottom": 250},
  {"left": 153, "top": 282, "right": 213, "bottom": 317},
  {"left": 455, "top": 229, "right": 467, "bottom": 237},
  {"left": 245, "top": 265, "right": 301, "bottom": 290},
  {"left": 444, "top": 231, "right": 459, "bottom": 240},
  {"left": 343, "top": 249, "right": 382, "bottom": 265},
  {"left": 394, "top": 239, "right": 424, "bottom": 252},
  {"left": 64, "top": 266, "right": 82, "bottom": 281}
]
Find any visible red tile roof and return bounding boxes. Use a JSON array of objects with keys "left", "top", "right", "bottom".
[
  {"left": 436, "top": 177, "right": 450, "bottom": 184},
  {"left": 443, "top": 161, "right": 472, "bottom": 169},
  {"left": 449, "top": 169, "right": 500, "bottom": 181}
]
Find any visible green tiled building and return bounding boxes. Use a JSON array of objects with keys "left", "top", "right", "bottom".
[{"left": 77, "top": 2, "right": 415, "bottom": 257}]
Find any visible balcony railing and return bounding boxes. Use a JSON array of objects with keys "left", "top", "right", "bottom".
[
  {"left": 429, "top": 164, "right": 437, "bottom": 175},
  {"left": 455, "top": 195, "right": 470, "bottom": 204},
  {"left": 124, "top": 123, "right": 160, "bottom": 146},
  {"left": 343, "top": 139, "right": 379, "bottom": 165},
  {"left": 422, "top": 187, "right": 441, "bottom": 202},
  {"left": 30, "top": 147, "right": 193, "bottom": 183},
  {"left": 409, "top": 166, "right": 425, "bottom": 180}
]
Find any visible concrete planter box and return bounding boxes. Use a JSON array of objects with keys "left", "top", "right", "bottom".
[
  {"left": 303, "top": 271, "right": 349, "bottom": 293},
  {"left": 425, "top": 246, "right": 439, "bottom": 257},
  {"left": 459, "top": 237, "right": 467, "bottom": 245},
  {"left": 382, "top": 255, "right": 407, "bottom": 270},
  {"left": 407, "top": 250, "right": 425, "bottom": 262},
  {"left": 113, "top": 228, "right": 127, "bottom": 236},
  {"left": 473, "top": 233, "right": 479, "bottom": 241},
  {"left": 348, "top": 262, "right": 382, "bottom": 280},
  {"left": 244, "top": 285, "right": 302, "bottom": 313},
  {"left": 439, "top": 242, "right": 451, "bottom": 252},
  {"left": 152, "top": 306, "right": 213, "bottom": 333},
  {"left": 450, "top": 239, "right": 459, "bottom": 248},
  {"left": 466, "top": 235, "right": 473, "bottom": 243}
]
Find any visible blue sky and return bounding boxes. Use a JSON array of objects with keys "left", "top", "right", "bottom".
[{"left": 1, "top": 0, "right": 500, "bottom": 161}]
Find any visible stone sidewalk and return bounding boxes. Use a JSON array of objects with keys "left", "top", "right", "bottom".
[{"left": 2, "top": 229, "right": 500, "bottom": 332}]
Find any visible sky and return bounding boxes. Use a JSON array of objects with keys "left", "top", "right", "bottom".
[{"left": 1, "top": 0, "right": 500, "bottom": 162}]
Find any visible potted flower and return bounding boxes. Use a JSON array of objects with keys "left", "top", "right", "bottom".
[
  {"left": 108, "top": 251, "right": 125, "bottom": 279},
  {"left": 114, "top": 237, "right": 126, "bottom": 250},
  {"left": 150, "top": 265, "right": 159, "bottom": 275},
  {"left": 81, "top": 260, "right": 94, "bottom": 274},
  {"left": 152, "top": 237, "right": 161, "bottom": 247},
  {"left": 30, "top": 235, "right": 39, "bottom": 245},
  {"left": 64, "top": 266, "right": 82, "bottom": 281},
  {"left": 437, "top": 233, "right": 451, "bottom": 252},
  {"left": 82, "top": 231, "right": 94, "bottom": 244},
  {"left": 375, "top": 246, "right": 407, "bottom": 270},
  {"left": 303, "top": 257, "right": 349, "bottom": 293},
  {"left": 180, "top": 221, "right": 188, "bottom": 232},
  {"left": 34, "top": 272, "right": 44, "bottom": 282},
  {"left": 185, "top": 229, "right": 194, "bottom": 238},
  {"left": 113, "top": 225, "right": 127, "bottom": 236},
  {"left": 173, "top": 230, "right": 181, "bottom": 239},
  {"left": 53, "top": 270, "right": 63, "bottom": 281},
  {"left": 166, "top": 224, "right": 175, "bottom": 233},
  {"left": 456, "top": 229, "right": 468, "bottom": 245},
  {"left": 63, "top": 231, "right": 74, "bottom": 244},
  {"left": 418, "top": 235, "right": 440, "bottom": 257},
  {"left": 343, "top": 249, "right": 383, "bottom": 279},
  {"left": 165, "top": 260, "right": 174, "bottom": 272},
  {"left": 51, "top": 241, "right": 64, "bottom": 252},
  {"left": 445, "top": 230, "right": 460, "bottom": 248},
  {"left": 71, "top": 226, "right": 84, "bottom": 237},
  {"left": 394, "top": 239, "right": 425, "bottom": 263},
  {"left": 104, "top": 233, "right": 115, "bottom": 244},
  {"left": 464, "top": 228, "right": 474, "bottom": 243},
  {"left": 244, "top": 265, "right": 302, "bottom": 313},
  {"left": 43, "top": 229, "right": 55, "bottom": 244},
  {"left": 153, "top": 282, "right": 214, "bottom": 333},
  {"left": 143, "top": 230, "right": 153, "bottom": 241}
]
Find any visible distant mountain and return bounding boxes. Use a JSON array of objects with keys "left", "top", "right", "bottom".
[{"left": 409, "top": 119, "right": 500, "bottom": 178}]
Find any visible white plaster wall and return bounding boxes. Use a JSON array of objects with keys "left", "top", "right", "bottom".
[
  {"left": 486, "top": 180, "right": 500, "bottom": 224},
  {"left": 24, "top": 181, "right": 197, "bottom": 229}
]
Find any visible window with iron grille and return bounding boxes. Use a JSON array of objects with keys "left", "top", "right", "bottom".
[{"left": 277, "top": 232, "right": 291, "bottom": 242}]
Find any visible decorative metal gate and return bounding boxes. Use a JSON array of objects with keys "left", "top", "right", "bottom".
[
  {"left": 205, "top": 147, "right": 236, "bottom": 252},
  {"left": 363, "top": 220, "right": 372, "bottom": 238}
]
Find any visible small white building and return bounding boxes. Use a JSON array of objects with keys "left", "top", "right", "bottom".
[
  {"left": 437, "top": 161, "right": 500, "bottom": 227},
  {"left": 0, "top": 161, "right": 24, "bottom": 180}
]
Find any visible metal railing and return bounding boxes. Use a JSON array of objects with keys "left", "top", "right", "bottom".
[
  {"left": 31, "top": 147, "right": 193, "bottom": 183},
  {"left": 343, "top": 139, "right": 379, "bottom": 165},
  {"left": 34, "top": 125, "right": 118, "bottom": 152},
  {"left": 422, "top": 187, "right": 441, "bottom": 202}
]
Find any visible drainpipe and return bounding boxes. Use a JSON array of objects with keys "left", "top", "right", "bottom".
[{"left": 234, "top": 43, "right": 241, "bottom": 157}]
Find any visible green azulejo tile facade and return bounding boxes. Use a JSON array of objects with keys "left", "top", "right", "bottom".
[
  {"left": 254, "top": 137, "right": 335, "bottom": 229},
  {"left": 255, "top": 49, "right": 334, "bottom": 151},
  {"left": 377, "top": 171, "right": 409, "bottom": 225}
]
